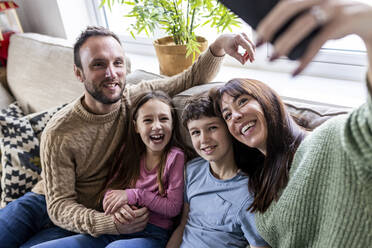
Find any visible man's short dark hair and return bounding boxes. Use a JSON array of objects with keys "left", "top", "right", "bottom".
[
  {"left": 74, "top": 26, "right": 121, "bottom": 70},
  {"left": 181, "top": 90, "right": 219, "bottom": 129}
]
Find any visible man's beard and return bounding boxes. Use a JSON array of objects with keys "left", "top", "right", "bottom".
[{"left": 84, "top": 80, "right": 125, "bottom": 104}]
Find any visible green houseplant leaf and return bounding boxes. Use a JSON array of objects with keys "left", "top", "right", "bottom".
[{"left": 100, "top": 0, "right": 241, "bottom": 60}]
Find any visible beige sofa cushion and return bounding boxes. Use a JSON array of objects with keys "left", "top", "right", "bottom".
[
  {"left": 7, "top": 33, "right": 82, "bottom": 114},
  {"left": 283, "top": 99, "right": 350, "bottom": 130}
]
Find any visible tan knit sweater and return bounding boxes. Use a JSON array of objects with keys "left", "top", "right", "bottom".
[{"left": 33, "top": 49, "right": 224, "bottom": 236}]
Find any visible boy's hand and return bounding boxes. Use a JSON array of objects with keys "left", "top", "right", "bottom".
[{"left": 103, "top": 189, "right": 128, "bottom": 214}]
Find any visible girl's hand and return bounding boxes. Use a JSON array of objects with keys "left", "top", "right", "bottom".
[
  {"left": 113, "top": 204, "right": 137, "bottom": 224},
  {"left": 103, "top": 189, "right": 128, "bottom": 215},
  {"left": 256, "top": 0, "right": 372, "bottom": 76}
]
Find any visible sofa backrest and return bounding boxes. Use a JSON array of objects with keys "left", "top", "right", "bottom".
[{"left": 7, "top": 33, "right": 82, "bottom": 114}]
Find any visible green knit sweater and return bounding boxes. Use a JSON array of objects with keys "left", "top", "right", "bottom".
[{"left": 256, "top": 83, "right": 372, "bottom": 247}]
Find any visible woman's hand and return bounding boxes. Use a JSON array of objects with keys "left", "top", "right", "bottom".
[
  {"left": 256, "top": 0, "right": 372, "bottom": 76},
  {"left": 103, "top": 189, "right": 128, "bottom": 215}
]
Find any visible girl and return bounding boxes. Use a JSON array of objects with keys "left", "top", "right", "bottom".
[
  {"left": 102, "top": 90, "right": 193, "bottom": 248},
  {"left": 213, "top": 0, "right": 372, "bottom": 247}
]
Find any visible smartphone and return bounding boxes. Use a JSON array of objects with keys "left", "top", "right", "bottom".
[{"left": 218, "top": 0, "right": 320, "bottom": 60}]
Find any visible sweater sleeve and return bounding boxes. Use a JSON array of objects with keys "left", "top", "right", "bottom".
[
  {"left": 125, "top": 150, "right": 185, "bottom": 218},
  {"left": 343, "top": 77, "right": 372, "bottom": 187},
  {"left": 126, "top": 48, "right": 224, "bottom": 99},
  {"left": 40, "top": 133, "right": 118, "bottom": 237}
]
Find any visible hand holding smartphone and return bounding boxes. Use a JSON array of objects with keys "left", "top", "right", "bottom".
[{"left": 218, "top": 0, "right": 321, "bottom": 60}]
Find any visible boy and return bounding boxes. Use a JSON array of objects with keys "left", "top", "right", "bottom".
[{"left": 166, "top": 93, "right": 269, "bottom": 248}]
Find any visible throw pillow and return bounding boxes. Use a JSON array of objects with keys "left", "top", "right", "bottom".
[
  {"left": 0, "top": 103, "right": 66, "bottom": 207},
  {"left": 0, "top": 102, "right": 39, "bottom": 207},
  {"left": 27, "top": 103, "right": 67, "bottom": 139},
  {"left": 0, "top": 102, "right": 25, "bottom": 191}
]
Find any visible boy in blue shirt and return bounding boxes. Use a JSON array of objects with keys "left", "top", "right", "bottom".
[{"left": 166, "top": 93, "right": 269, "bottom": 248}]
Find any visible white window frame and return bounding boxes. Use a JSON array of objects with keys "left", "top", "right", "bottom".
[{"left": 86, "top": 0, "right": 106, "bottom": 27}]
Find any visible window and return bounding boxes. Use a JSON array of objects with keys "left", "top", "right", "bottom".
[
  {"left": 97, "top": 0, "right": 252, "bottom": 48},
  {"left": 92, "top": 0, "right": 368, "bottom": 82}
]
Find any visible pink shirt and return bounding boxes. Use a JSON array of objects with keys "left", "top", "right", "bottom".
[{"left": 125, "top": 147, "right": 185, "bottom": 230}]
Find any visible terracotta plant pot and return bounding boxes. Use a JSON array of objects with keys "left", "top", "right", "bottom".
[{"left": 153, "top": 36, "right": 208, "bottom": 76}]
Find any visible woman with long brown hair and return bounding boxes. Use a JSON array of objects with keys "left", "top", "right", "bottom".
[
  {"left": 213, "top": 0, "right": 372, "bottom": 247},
  {"left": 213, "top": 78, "right": 306, "bottom": 213}
]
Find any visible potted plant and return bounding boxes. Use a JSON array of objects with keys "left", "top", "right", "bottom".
[{"left": 100, "top": 0, "right": 241, "bottom": 76}]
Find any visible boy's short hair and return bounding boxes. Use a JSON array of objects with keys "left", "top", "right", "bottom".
[{"left": 181, "top": 90, "right": 219, "bottom": 129}]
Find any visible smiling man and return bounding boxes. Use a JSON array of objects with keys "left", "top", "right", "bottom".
[
  {"left": 75, "top": 34, "right": 125, "bottom": 113},
  {"left": 0, "top": 26, "right": 256, "bottom": 247}
]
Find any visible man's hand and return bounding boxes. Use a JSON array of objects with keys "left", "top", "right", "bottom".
[
  {"left": 103, "top": 189, "right": 128, "bottom": 214},
  {"left": 210, "top": 33, "right": 255, "bottom": 65},
  {"left": 113, "top": 206, "right": 149, "bottom": 234}
]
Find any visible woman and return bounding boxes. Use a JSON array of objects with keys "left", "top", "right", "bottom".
[
  {"left": 214, "top": 0, "right": 372, "bottom": 247},
  {"left": 214, "top": 78, "right": 306, "bottom": 213}
]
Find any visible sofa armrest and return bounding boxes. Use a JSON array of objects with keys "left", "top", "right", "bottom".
[{"left": 0, "top": 82, "right": 14, "bottom": 110}]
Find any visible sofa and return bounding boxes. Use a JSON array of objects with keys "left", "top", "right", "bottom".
[{"left": 0, "top": 33, "right": 351, "bottom": 208}]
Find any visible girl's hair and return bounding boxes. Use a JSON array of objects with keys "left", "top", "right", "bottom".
[
  {"left": 213, "top": 78, "right": 306, "bottom": 213},
  {"left": 103, "top": 90, "right": 193, "bottom": 198}
]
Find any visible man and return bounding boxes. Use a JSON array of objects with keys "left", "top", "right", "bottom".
[{"left": 0, "top": 26, "right": 255, "bottom": 247}]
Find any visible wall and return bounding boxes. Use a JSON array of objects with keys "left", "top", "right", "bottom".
[
  {"left": 13, "top": 0, "right": 97, "bottom": 40},
  {"left": 14, "top": 0, "right": 66, "bottom": 38},
  {"left": 56, "top": 0, "right": 97, "bottom": 41}
]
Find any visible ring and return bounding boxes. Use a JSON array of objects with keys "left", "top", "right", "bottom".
[{"left": 310, "top": 6, "right": 328, "bottom": 26}]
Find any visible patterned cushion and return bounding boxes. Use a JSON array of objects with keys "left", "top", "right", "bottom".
[
  {"left": 27, "top": 104, "right": 67, "bottom": 139},
  {"left": 0, "top": 103, "right": 66, "bottom": 207}
]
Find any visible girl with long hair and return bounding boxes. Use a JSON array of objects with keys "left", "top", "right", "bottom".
[{"left": 102, "top": 90, "right": 193, "bottom": 248}]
